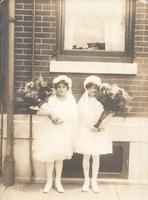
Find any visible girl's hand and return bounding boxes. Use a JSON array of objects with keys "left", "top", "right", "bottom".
[
  {"left": 50, "top": 113, "right": 59, "bottom": 122},
  {"left": 90, "top": 126, "right": 98, "bottom": 132},
  {"left": 50, "top": 114, "right": 64, "bottom": 125},
  {"left": 98, "top": 123, "right": 106, "bottom": 132},
  {"left": 52, "top": 118, "right": 64, "bottom": 125}
]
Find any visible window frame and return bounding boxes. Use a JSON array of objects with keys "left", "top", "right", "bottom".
[{"left": 56, "top": 0, "right": 136, "bottom": 63}]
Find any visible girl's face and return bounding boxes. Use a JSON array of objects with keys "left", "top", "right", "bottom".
[
  {"left": 87, "top": 85, "right": 98, "bottom": 97},
  {"left": 56, "top": 83, "right": 68, "bottom": 97}
]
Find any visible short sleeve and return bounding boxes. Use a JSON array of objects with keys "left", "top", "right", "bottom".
[{"left": 40, "top": 96, "right": 52, "bottom": 112}]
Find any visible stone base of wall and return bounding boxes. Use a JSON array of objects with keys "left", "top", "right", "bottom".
[{"left": 1, "top": 114, "right": 148, "bottom": 182}]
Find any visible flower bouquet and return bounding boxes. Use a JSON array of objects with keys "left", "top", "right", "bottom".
[
  {"left": 15, "top": 77, "right": 53, "bottom": 111},
  {"left": 94, "top": 83, "right": 132, "bottom": 130}
]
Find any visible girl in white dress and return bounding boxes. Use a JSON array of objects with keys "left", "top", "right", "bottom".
[
  {"left": 34, "top": 75, "right": 78, "bottom": 193},
  {"left": 75, "top": 76, "right": 113, "bottom": 193}
]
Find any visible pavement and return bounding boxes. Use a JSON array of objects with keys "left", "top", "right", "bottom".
[{"left": 0, "top": 181, "right": 148, "bottom": 200}]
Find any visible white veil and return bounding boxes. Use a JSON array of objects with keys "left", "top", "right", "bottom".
[{"left": 78, "top": 90, "right": 104, "bottom": 126}]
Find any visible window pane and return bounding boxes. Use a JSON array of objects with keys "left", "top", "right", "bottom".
[{"left": 64, "top": 0, "right": 126, "bottom": 51}]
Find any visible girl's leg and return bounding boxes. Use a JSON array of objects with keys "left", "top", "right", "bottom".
[
  {"left": 91, "top": 155, "right": 100, "bottom": 193},
  {"left": 55, "top": 160, "right": 64, "bottom": 193},
  {"left": 82, "top": 154, "right": 91, "bottom": 192},
  {"left": 43, "top": 162, "right": 54, "bottom": 193}
]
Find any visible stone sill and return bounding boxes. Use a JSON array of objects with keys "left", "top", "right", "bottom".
[
  {"left": 50, "top": 60, "right": 137, "bottom": 75},
  {"left": 1, "top": 114, "right": 148, "bottom": 142}
]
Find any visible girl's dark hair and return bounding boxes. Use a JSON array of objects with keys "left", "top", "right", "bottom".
[
  {"left": 54, "top": 80, "right": 69, "bottom": 90},
  {"left": 85, "top": 82, "right": 99, "bottom": 89}
]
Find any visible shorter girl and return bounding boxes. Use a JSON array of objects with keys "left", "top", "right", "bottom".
[
  {"left": 75, "top": 76, "right": 113, "bottom": 193},
  {"left": 34, "top": 75, "right": 78, "bottom": 193}
]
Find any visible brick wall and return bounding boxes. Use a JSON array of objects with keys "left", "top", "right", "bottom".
[
  {"left": 14, "top": 0, "right": 148, "bottom": 116},
  {"left": 15, "top": 0, "right": 33, "bottom": 87},
  {"left": 133, "top": 1, "right": 148, "bottom": 116},
  {"left": 14, "top": 0, "right": 56, "bottom": 88}
]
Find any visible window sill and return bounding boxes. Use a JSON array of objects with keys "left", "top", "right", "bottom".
[{"left": 50, "top": 60, "right": 137, "bottom": 75}]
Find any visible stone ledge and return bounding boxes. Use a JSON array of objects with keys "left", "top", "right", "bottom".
[
  {"left": 1, "top": 115, "right": 148, "bottom": 142},
  {"left": 50, "top": 60, "right": 137, "bottom": 74}
]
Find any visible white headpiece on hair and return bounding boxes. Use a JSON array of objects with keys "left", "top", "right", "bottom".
[
  {"left": 84, "top": 75, "right": 101, "bottom": 89},
  {"left": 53, "top": 75, "right": 72, "bottom": 88}
]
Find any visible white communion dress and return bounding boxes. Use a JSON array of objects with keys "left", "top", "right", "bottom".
[
  {"left": 33, "top": 93, "right": 78, "bottom": 162},
  {"left": 75, "top": 91, "right": 113, "bottom": 156}
]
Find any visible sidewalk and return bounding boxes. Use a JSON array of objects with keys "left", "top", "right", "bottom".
[{"left": 1, "top": 182, "right": 148, "bottom": 200}]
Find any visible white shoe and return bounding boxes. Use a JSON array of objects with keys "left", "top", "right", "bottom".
[
  {"left": 91, "top": 180, "right": 100, "bottom": 193},
  {"left": 55, "top": 180, "right": 64, "bottom": 193},
  {"left": 43, "top": 181, "right": 52, "bottom": 193},
  {"left": 82, "top": 179, "right": 90, "bottom": 192}
]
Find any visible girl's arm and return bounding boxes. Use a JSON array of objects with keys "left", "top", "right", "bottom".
[
  {"left": 37, "top": 103, "right": 63, "bottom": 124},
  {"left": 37, "top": 109, "right": 51, "bottom": 116},
  {"left": 98, "top": 112, "right": 114, "bottom": 132},
  {"left": 36, "top": 103, "right": 51, "bottom": 116}
]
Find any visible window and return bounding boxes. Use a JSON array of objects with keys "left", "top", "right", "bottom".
[
  {"left": 63, "top": 142, "right": 129, "bottom": 179},
  {"left": 57, "top": 0, "right": 135, "bottom": 62}
]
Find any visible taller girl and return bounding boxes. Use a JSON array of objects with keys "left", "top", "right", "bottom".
[{"left": 75, "top": 76, "right": 113, "bottom": 193}]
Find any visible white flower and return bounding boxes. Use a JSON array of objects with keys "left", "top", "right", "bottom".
[
  {"left": 121, "top": 89, "right": 132, "bottom": 101},
  {"left": 101, "top": 83, "right": 111, "bottom": 90},
  {"left": 111, "top": 84, "right": 120, "bottom": 94}
]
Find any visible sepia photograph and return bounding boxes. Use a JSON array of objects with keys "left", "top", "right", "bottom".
[{"left": 0, "top": 0, "right": 148, "bottom": 199}]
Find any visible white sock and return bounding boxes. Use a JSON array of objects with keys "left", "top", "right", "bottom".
[
  {"left": 92, "top": 155, "right": 100, "bottom": 181},
  {"left": 82, "top": 155, "right": 91, "bottom": 191},
  {"left": 55, "top": 160, "right": 64, "bottom": 192},
  {"left": 55, "top": 160, "right": 63, "bottom": 183},
  {"left": 83, "top": 154, "right": 91, "bottom": 181},
  {"left": 91, "top": 155, "right": 100, "bottom": 192},
  {"left": 46, "top": 162, "right": 54, "bottom": 184},
  {"left": 43, "top": 162, "right": 54, "bottom": 192}
]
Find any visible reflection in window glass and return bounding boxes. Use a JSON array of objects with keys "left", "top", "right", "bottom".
[{"left": 64, "top": 0, "right": 126, "bottom": 51}]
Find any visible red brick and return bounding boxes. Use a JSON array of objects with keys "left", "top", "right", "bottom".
[
  {"left": 34, "top": 66, "right": 49, "bottom": 72},
  {"left": 15, "top": 9, "right": 32, "bottom": 15},
  {"left": 35, "top": 38, "right": 42, "bottom": 43},
  {"left": 15, "top": 15, "right": 23, "bottom": 21},
  {"left": 135, "top": 47, "right": 144, "bottom": 52},
  {"left": 43, "top": 4, "right": 56, "bottom": 10},
  {"left": 24, "top": 49, "right": 32, "bottom": 54},
  {"left": 15, "top": 21, "right": 33, "bottom": 26},
  {"left": 16, "top": 0, "right": 31, "bottom": 3},
  {"left": 15, "top": 3, "right": 24, "bottom": 9},
  {"left": 15, "top": 32, "right": 32, "bottom": 37},
  {"left": 136, "top": 19, "right": 148, "bottom": 25},
  {"left": 15, "top": 26, "right": 23, "bottom": 32},
  {"left": 35, "top": 16, "right": 42, "bottom": 21},
  {"left": 15, "top": 38, "right": 23, "bottom": 43},
  {"left": 135, "top": 41, "right": 148, "bottom": 46},
  {"left": 144, "top": 36, "right": 148, "bottom": 41},
  {"left": 136, "top": 13, "right": 145, "bottom": 19},
  {"left": 135, "top": 36, "right": 144, "bottom": 41},
  {"left": 135, "top": 30, "right": 148, "bottom": 35},
  {"left": 136, "top": 8, "right": 148, "bottom": 14},
  {"left": 24, "top": 16, "right": 32, "bottom": 21},
  {"left": 24, "top": 38, "right": 33, "bottom": 43},
  {"left": 24, "top": 4, "right": 33, "bottom": 10},
  {"left": 35, "top": 0, "right": 52, "bottom": 4}
]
